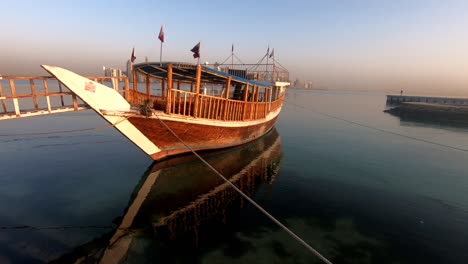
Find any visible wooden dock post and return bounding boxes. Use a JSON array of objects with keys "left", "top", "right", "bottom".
[
  {"left": 9, "top": 80, "right": 20, "bottom": 116},
  {"left": 0, "top": 81, "right": 7, "bottom": 113}
]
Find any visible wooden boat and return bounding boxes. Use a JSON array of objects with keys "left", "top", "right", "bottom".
[{"left": 39, "top": 60, "right": 289, "bottom": 160}]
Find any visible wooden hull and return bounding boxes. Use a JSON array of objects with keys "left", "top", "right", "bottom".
[
  {"left": 42, "top": 65, "right": 286, "bottom": 161},
  {"left": 127, "top": 114, "right": 279, "bottom": 160}
]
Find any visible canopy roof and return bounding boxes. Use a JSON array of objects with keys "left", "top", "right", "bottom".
[{"left": 133, "top": 62, "right": 271, "bottom": 88}]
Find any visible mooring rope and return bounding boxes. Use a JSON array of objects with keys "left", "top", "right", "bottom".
[
  {"left": 152, "top": 112, "right": 333, "bottom": 264},
  {"left": 285, "top": 99, "right": 468, "bottom": 153},
  {"left": 0, "top": 116, "right": 129, "bottom": 137}
]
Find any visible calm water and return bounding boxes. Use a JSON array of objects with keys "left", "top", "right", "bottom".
[{"left": 1, "top": 90, "right": 468, "bottom": 263}]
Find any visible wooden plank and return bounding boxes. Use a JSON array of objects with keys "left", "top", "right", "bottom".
[
  {"left": 29, "top": 79, "right": 39, "bottom": 109},
  {"left": 43, "top": 79, "right": 52, "bottom": 113},
  {"left": 166, "top": 64, "right": 173, "bottom": 114},
  {"left": 223, "top": 77, "right": 232, "bottom": 120},
  {"left": 9, "top": 80, "right": 20, "bottom": 116},
  {"left": 242, "top": 83, "right": 249, "bottom": 120},
  {"left": 183, "top": 93, "right": 187, "bottom": 116},
  {"left": 0, "top": 81, "right": 7, "bottom": 112},
  {"left": 250, "top": 86, "right": 256, "bottom": 120},
  {"left": 125, "top": 76, "right": 130, "bottom": 101},
  {"left": 146, "top": 73, "right": 151, "bottom": 99},
  {"left": 58, "top": 82, "right": 65, "bottom": 106},
  {"left": 72, "top": 94, "right": 78, "bottom": 110},
  {"left": 133, "top": 68, "right": 138, "bottom": 92},
  {"left": 194, "top": 65, "right": 202, "bottom": 118}
]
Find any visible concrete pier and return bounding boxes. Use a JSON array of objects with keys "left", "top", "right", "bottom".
[{"left": 387, "top": 95, "right": 468, "bottom": 105}]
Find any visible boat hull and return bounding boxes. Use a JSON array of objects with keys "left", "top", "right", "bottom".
[{"left": 127, "top": 115, "right": 279, "bottom": 160}]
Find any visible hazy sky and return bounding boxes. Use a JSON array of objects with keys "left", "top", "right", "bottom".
[{"left": 2, "top": 0, "right": 468, "bottom": 95}]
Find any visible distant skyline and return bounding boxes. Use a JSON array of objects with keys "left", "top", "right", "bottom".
[{"left": 2, "top": 0, "right": 468, "bottom": 96}]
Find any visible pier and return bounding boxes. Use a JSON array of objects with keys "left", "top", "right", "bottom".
[
  {"left": 0, "top": 75, "right": 127, "bottom": 120},
  {"left": 387, "top": 95, "right": 468, "bottom": 105}
]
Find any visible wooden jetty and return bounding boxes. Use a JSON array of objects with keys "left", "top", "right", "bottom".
[
  {"left": 0, "top": 75, "right": 128, "bottom": 120},
  {"left": 387, "top": 95, "right": 468, "bottom": 105}
]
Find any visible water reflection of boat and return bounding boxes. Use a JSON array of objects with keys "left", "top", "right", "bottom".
[{"left": 52, "top": 128, "right": 282, "bottom": 263}]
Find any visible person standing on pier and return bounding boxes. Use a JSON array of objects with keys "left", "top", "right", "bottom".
[{"left": 400, "top": 90, "right": 403, "bottom": 96}]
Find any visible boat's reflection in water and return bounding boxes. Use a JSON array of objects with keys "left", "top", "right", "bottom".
[{"left": 98, "top": 128, "right": 282, "bottom": 263}]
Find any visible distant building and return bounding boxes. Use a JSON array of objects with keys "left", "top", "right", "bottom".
[
  {"left": 103, "top": 66, "right": 124, "bottom": 77},
  {"left": 126, "top": 60, "right": 133, "bottom": 82},
  {"left": 304, "top": 81, "right": 313, "bottom": 89},
  {"left": 294, "top": 78, "right": 304, "bottom": 89}
]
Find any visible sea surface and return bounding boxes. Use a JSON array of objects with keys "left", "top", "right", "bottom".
[{"left": 1, "top": 90, "right": 468, "bottom": 263}]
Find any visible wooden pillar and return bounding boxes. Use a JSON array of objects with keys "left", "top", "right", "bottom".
[
  {"left": 72, "top": 94, "right": 78, "bottom": 110},
  {"left": 242, "top": 83, "right": 250, "bottom": 120},
  {"left": 223, "top": 77, "right": 232, "bottom": 120},
  {"left": 146, "top": 73, "right": 151, "bottom": 99},
  {"left": 9, "top": 80, "right": 20, "bottom": 116},
  {"left": 194, "top": 65, "right": 202, "bottom": 117},
  {"left": 58, "top": 82, "right": 65, "bottom": 107},
  {"left": 161, "top": 79, "right": 166, "bottom": 98},
  {"left": 133, "top": 69, "right": 138, "bottom": 92},
  {"left": 166, "top": 64, "right": 173, "bottom": 114},
  {"left": 124, "top": 76, "right": 130, "bottom": 102},
  {"left": 190, "top": 83, "right": 194, "bottom": 93},
  {"left": 250, "top": 85, "right": 256, "bottom": 120},
  {"left": 0, "top": 81, "right": 7, "bottom": 112},
  {"left": 29, "top": 79, "right": 39, "bottom": 110},
  {"left": 43, "top": 79, "right": 52, "bottom": 113}
]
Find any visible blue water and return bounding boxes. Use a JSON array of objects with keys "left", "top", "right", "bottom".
[{"left": 1, "top": 90, "right": 468, "bottom": 263}]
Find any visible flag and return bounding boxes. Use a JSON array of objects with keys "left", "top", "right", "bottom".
[
  {"left": 269, "top": 48, "right": 274, "bottom": 58},
  {"left": 266, "top": 46, "right": 270, "bottom": 56},
  {"left": 131, "top": 47, "right": 136, "bottom": 63},
  {"left": 232, "top": 44, "right": 234, "bottom": 53},
  {"left": 191, "top": 42, "right": 200, "bottom": 58},
  {"left": 158, "top": 25, "right": 164, "bottom": 42}
]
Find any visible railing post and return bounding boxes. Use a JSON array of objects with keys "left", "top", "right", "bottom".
[
  {"left": 125, "top": 77, "right": 130, "bottom": 102},
  {"left": 223, "top": 77, "right": 231, "bottom": 120},
  {"left": 250, "top": 85, "right": 256, "bottom": 120},
  {"left": 133, "top": 68, "right": 138, "bottom": 93},
  {"left": 58, "top": 82, "right": 65, "bottom": 107},
  {"left": 29, "top": 79, "right": 39, "bottom": 110},
  {"left": 146, "top": 73, "right": 151, "bottom": 100},
  {"left": 9, "top": 80, "right": 20, "bottom": 116},
  {"left": 242, "top": 83, "right": 249, "bottom": 120},
  {"left": 43, "top": 79, "right": 52, "bottom": 113},
  {"left": 194, "top": 64, "right": 202, "bottom": 118},
  {"left": 0, "top": 81, "right": 7, "bottom": 113},
  {"left": 166, "top": 64, "right": 173, "bottom": 114}
]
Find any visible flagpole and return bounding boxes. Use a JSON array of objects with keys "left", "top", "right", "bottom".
[
  {"left": 266, "top": 46, "right": 269, "bottom": 80},
  {"left": 160, "top": 42, "right": 163, "bottom": 66},
  {"left": 198, "top": 42, "right": 201, "bottom": 65}
]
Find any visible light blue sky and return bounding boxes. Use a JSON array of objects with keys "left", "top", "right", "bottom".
[{"left": 2, "top": 0, "right": 468, "bottom": 95}]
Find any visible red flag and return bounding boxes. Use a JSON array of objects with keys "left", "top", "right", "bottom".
[
  {"left": 131, "top": 47, "right": 136, "bottom": 63},
  {"left": 191, "top": 42, "right": 200, "bottom": 58},
  {"left": 158, "top": 25, "right": 164, "bottom": 42}
]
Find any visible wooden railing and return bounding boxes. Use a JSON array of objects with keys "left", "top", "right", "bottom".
[
  {"left": 1, "top": 74, "right": 285, "bottom": 122},
  {"left": 166, "top": 89, "right": 284, "bottom": 121},
  {"left": 0, "top": 75, "right": 127, "bottom": 119}
]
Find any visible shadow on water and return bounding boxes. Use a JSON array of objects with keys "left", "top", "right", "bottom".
[{"left": 51, "top": 128, "right": 283, "bottom": 263}]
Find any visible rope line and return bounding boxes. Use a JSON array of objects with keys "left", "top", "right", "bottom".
[
  {"left": 153, "top": 112, "right": 332, "bottom": 264},
  {"left": 285, "top": 100, "right": 468, "bottom": 153},
  {"left": 0, "top": 116, "right": 129, "bottom": 137}
]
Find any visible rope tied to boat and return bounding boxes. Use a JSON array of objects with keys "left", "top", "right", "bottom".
[{"left": 152, "top": 111, "right": 333, "bottom": 264}]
